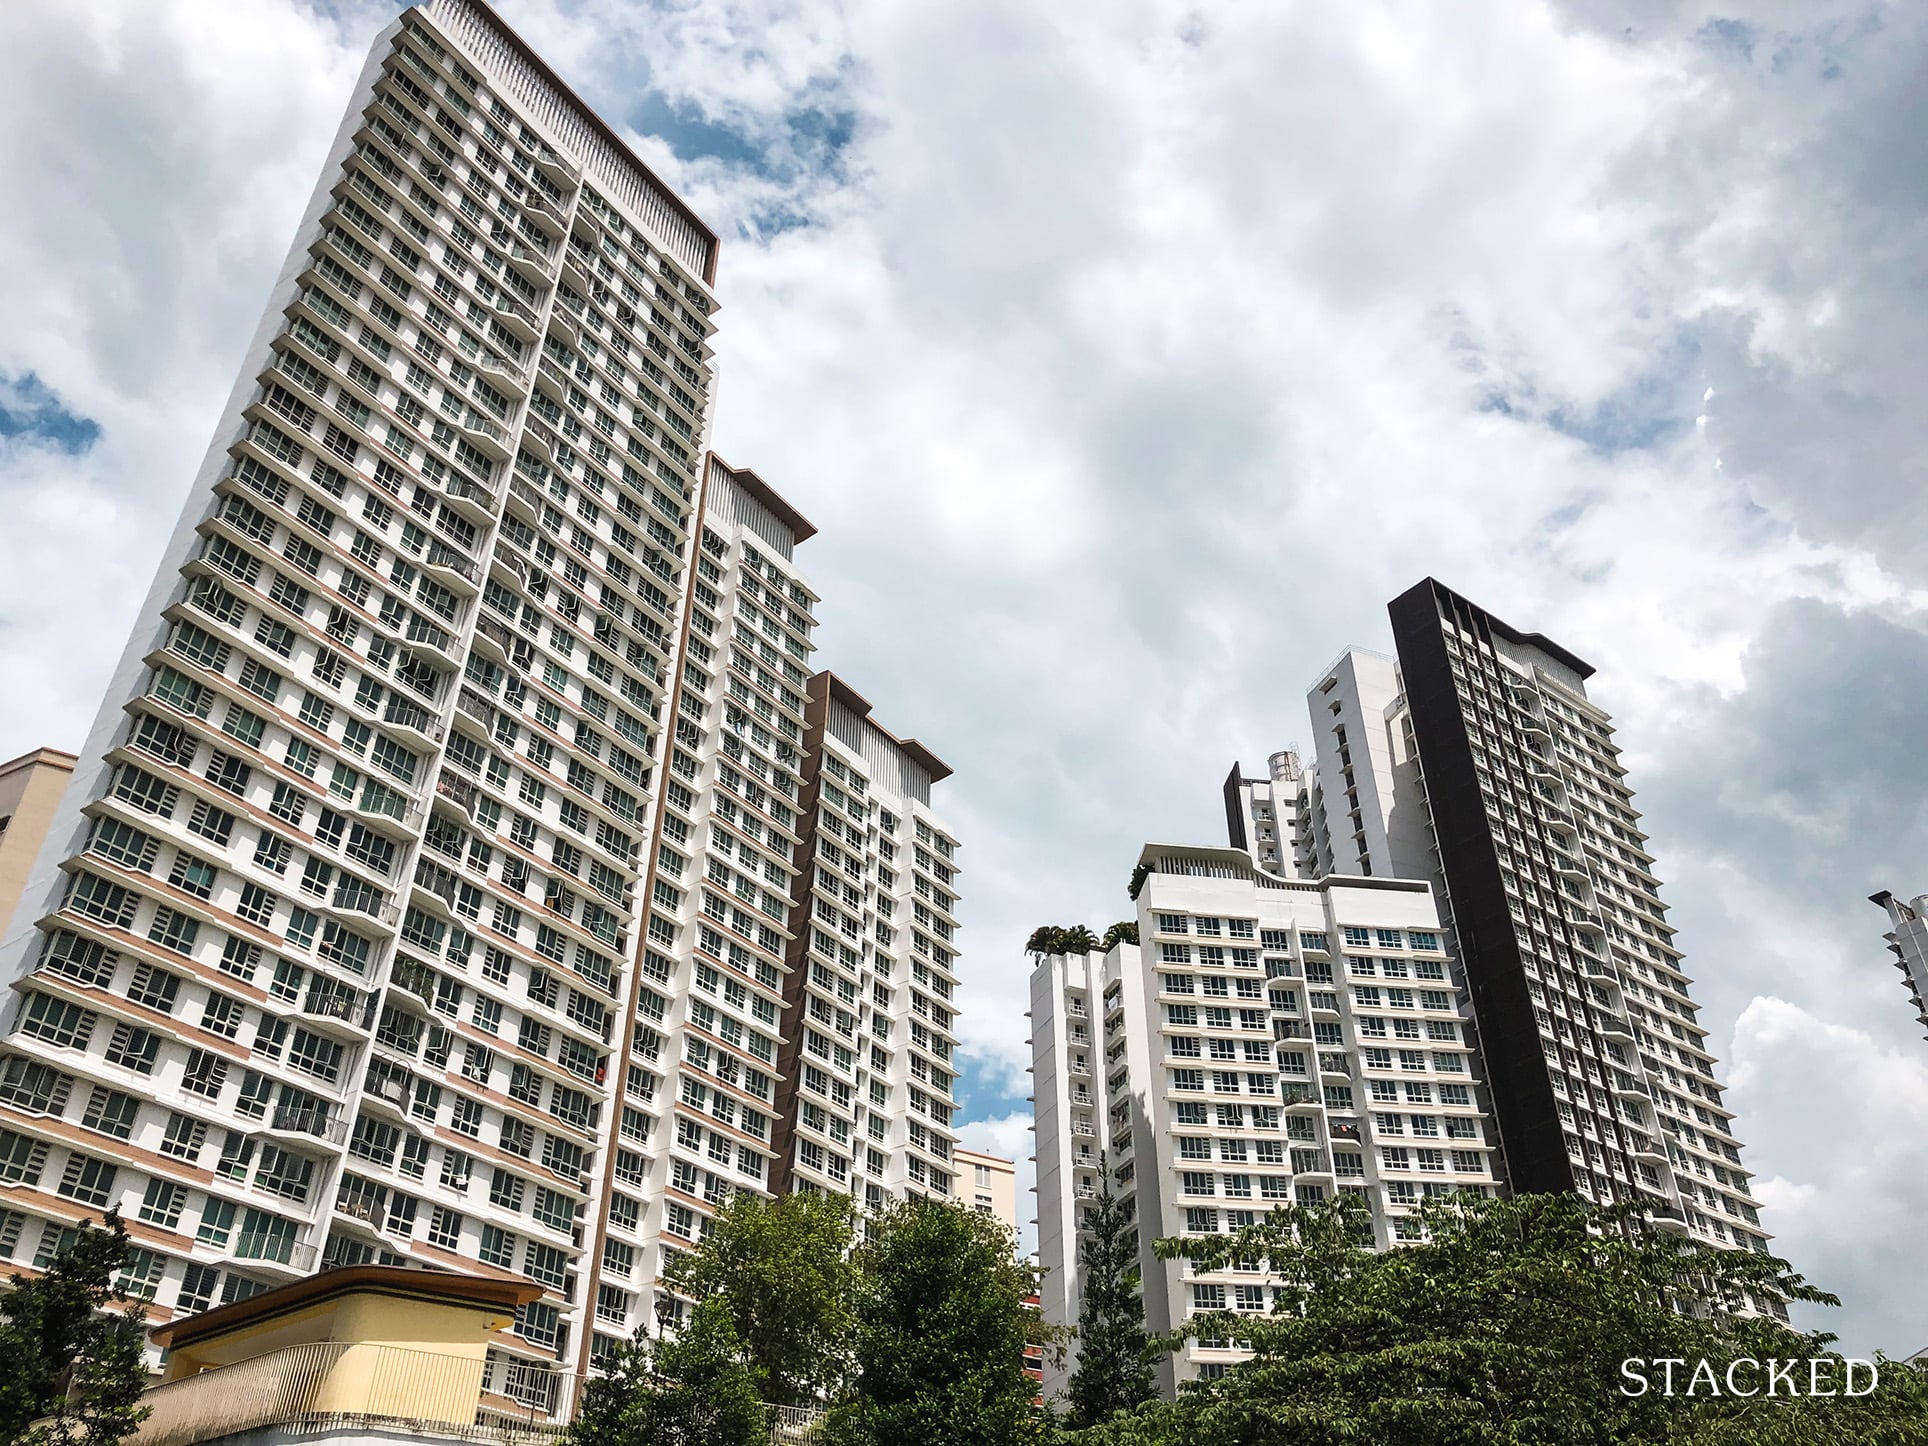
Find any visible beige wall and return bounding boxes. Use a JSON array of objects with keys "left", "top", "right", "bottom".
[
  {"left": 953, "top": 1147, "right": 1018, "bottom": 1238},
  {"left": 0, "top": 749, "right": 75, "bottom": 937}
]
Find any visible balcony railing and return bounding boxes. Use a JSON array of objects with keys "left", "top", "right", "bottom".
[{"left": 132, "top": 1342, "right": 573, "bottom": 1446}]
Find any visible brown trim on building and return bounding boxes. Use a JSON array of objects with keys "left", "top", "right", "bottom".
[
  {"left": 150, "top": 1264, "right": 541, "bottom": 1350},
  {"left": 767, "top": 677, "right": 833, "bottom": 1196},
  {"left": 815, "top": 670, "right": 953, "bottom": 784},
  {"left": 708, "top": 454, "right": 819, "bottom": 545}
]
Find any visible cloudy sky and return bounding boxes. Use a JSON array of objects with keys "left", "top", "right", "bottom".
[{"left": 4, "top": 0, "right": 1926, "bottom": 1354}]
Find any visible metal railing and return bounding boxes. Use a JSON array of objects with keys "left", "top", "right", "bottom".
[
  {"left": 133, "top": 1342, "right": 569, "bottom": 1446},
  {"left": 132, "top": 1341, "right": 822, "bottom": 1446}
]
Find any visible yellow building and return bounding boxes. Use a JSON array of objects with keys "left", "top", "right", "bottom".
[
  {"left": 0, "top": 745, "right": 75, "bottom": 935},
  {"left": 951, "top": 1147, "right": 1018, "bottom": 1238},
  {"left": 134, "top": 1266, "right": 560, "bottom": 1446}
]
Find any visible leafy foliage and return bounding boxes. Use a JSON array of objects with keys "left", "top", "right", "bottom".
[
  {"left": 666, "top": 1189, "right": 858, "bottom": 1407},
  {"left": 1060, "top": 1192, "right": 1928, "bottom": 1446},
  {"left": 0, "top": 1210, "right": 150, "bottom": 1446},
  {"left": 1064, "top": 1185, "right": 1157, "bottom": 1429},
  {"left": 1025, "top": 925, "right": 1115, "bottom": 957},
  {"left": 1098, "top": 921, "right": 1138, "bottom": 951},
  {"left": 828, "top": 1197, "right": 1045, "bottom": 1446},
  {"left": 569, "top": 1298, "right": 766, "bottom": 1446}
]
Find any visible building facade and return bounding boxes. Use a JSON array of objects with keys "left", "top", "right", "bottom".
[
  {"left": 951, "top": 1147, "right": 1016, "bottom": 1235},
  {"left": 1870, "top": 891, "right": 1928, "bottom": 1043},
  {"left": 771, "top": 672, "right": 963, "bottom": 1216},
  {"left": 0, "top": 0, "right": 961, "bottom": 1404},
  {"left": 0, "top": 749, "right": 77, "bottom": 936},
  {"left": 1030, "top": 845, "right": 1494, "bottom": 1396},
  {"left": 1223, "top": 580, "right": 1772, "bottom": 1283}
]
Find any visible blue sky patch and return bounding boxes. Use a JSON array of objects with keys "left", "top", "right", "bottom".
[
  {"left": 953, "top": 1052, "right": 1026, "bottom": 1125},
  {"left": 0, "top": 372, "right": 101, "bottom": 455}
]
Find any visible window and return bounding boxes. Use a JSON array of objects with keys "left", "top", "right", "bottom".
[
  {"left": 20, "top": 994, "right": 94, "bottom": 1052},
  {"left": 58, "top": 1154, "right": 119, "bottom": 1207},
  {"left": 147, "top": 907, "right": 201, "bottom": 957},
  {"left": 127, "top": 964, "right": 182, "bottom": 1012},
  {"left": 0, "top": 1131, "right": 51, "bottom": 1185},
  {"left": 81, "top": 1088, "right": 140, "bottom": 1140}
]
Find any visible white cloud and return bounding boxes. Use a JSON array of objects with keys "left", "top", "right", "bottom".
[
  {"left": 1728, "top": 998, "right": 1928, "bottom": 1353},
  {"left": 3, "top": 0, "right": 1925, "bottom": 1353}
]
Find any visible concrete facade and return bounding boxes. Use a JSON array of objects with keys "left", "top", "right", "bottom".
[
  {"left": 0, "top": 0, "right": 962, "bottom": 1402},
  {"left": 0, "top": 749, "right": 76, "bottom": 937},
  {"left": 1030, "top": 845, "right": 1493, "bottom": 1396}
]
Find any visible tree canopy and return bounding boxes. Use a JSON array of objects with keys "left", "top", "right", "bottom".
[
  {"left": 1026, "top": 924, "right": 1134, "bottom": 958},
  {"left": 0, "top": 1209, "right": 151, "bottom": 1446},
  {"left": 569, "top": 1298, "right": 765, "bottom": 1446},
  {"left": 1062, "top": 1191, "right": 1928, "bottom": 1446},
  {"left": 665, "top": 1188, "right": 859, "bottom": 1407},
  {"left": 828, "top": 1196, "right": 1044, "bottom": 1446}
]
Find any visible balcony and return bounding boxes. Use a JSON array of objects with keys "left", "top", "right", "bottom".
[
  {"left": 264, "top": 1104, "right": 348, "bottom": 1147},
  {"left": 442, "top": 467, "right": 503, "bottom": 519},
  {"left": 473, "top": 615, "right": 514, "bottom": 663},
  {"left": 478, "top": 351, "right": 531, "bottom": 398},
  {"left": 423, "top": 540, "right": 481, "bottom": 591},
  {"left": 503, "top": 240, "right": 555, "bottom": 287},
  {"left": 544, "top": 302, "right": 579, "bottom": 351},
  {"left": 413, "top": 857, "right": 462, "bottom": 911},
  {"left": 1644, "top": 1200, "right": 1691, "bottom": 1234},
  {"left": 361, "top": 1070, "right": 411, "bottom": 1115},
  {"left": 1280, "top": 1084, "right": 1321, "bottom": 1107},
  {"left": 436, "top": 770, "right": 481, "bottom": 818},
  {"left": 460, "top": 408, "right": 515, "bottom": 460},
  {"left": 225, "top": 1231, "right": 319, "bottom": 1275},
  {"left": 521, "top": 190, "right": 568, "bottom": 237},
  {"left": 294, "top": 988, "right": 374, "bottom": 1037},
  {"left": 533, "top": 144, "right": 580, "bottom": 190},
  {"left": 347, "top": 781, "right": 421, "bottom": 831},
  {"left": 383, "top": 691, "right": 446, "bottom": 745}
]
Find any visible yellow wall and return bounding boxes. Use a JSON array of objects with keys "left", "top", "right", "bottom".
[
  {"left": 160, "top": 1287, "right": 515, "bottom": 1427},
  {"left": 0, "top": 751, "right": 73, "bottom": 935}
]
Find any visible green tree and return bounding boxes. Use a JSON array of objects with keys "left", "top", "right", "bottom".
[
  {"left": 568, "top": 1298, "right": 766, "bottom": 1446},
  {"left": 1097, "top": 922, "right": 1138, "bottom": 952},
  {"left": 1026, "top": 926, "right": 1066, "bottom": 958},
  {"left": 1065, "top": 1192, "right": 1928, "bottom": 1446},
  {"left": 828, "top": 1197, "right": 1042, "bottom": 1446},
  {"left": 1028, "top": 926, "right": 1108, "bottom": 958},
  {"left": 1058, "top": 926, "right": 1100, "bottom": 957},
  {"left": 0, "top": 1210, "right": 150, "bottom": 1446},
  {"left": 1063, "top": 1184, "right": 1156, "bottom": 1428},
  {"left": 666, "top": 1189, "right": 858, "bottom": 1407}
]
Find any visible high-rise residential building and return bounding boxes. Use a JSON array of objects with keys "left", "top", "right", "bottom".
[
  {"left": 1029, "top": 844, "right": 1494, "bottom": 1396},
  {"left": 0, "top": 0, "right": 962, "bottom": 1404},
  {"left": 950, "top": 1147, "right": 1016, "bottom": 1234},
  {"left": 771, "top": 672, "right": 963, "bottom": 1213},
  {"left": 0, "top": 748, "right": 77, "bottom": 934},
  {"left": 1224, "top": 579, "right": 1773, "bottom": 1284},
  {"left": 1870, "top": 891, "right": 1928, "bottom": 1043}
]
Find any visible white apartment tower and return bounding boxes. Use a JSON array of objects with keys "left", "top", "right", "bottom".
[
  {"left": 1030, "top": 845, "right": 1495, "bottom": 1396},
  {"left": 1870, "top": 891, "right": 1928, "bottom": 1043},
  {"left": 772, "top": 674, "right": 963, "bottom": 1212},
  {"left": 0, "top": 0, "right": 962, "bottom": 1406},
  {"left": 1224, "top": 580, "right": 1773, "bottom": 1287}
]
